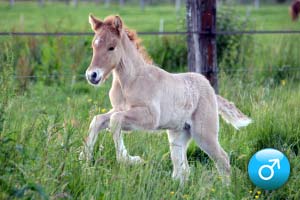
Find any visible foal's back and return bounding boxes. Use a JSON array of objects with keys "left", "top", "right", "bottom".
[{"left": 138, "top": 64, "right": 217, "bottom": 130}]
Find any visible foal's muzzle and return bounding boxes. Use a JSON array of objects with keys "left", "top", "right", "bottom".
[{"left": 86, "top": 68, "right": 103, "bottom": 85}]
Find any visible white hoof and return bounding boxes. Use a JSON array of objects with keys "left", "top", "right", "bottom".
[
  {"left": 172, "top": 170, "right": 190, "bottom": 184},
  {"left": 79, "top": 151, "right": 85, "bottom": 161},
  {"left": 117, "top": 155, "right": 144, "bottom": 165},
  {"left": 221, "top": 175, "right": 231, "bottom": 186},
  {"left": 128, "top": 155, "right": 144, "bottom": 164},
  {"left": 79, "top": 151, "right": 92, "bottom": 161}
]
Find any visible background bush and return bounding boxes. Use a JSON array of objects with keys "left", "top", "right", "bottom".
[
  {"left": 147, "top": 35, "right": 187, "bottom": 72},
  {"left": 216, "top": 7, "right": 254, "bottom": 72},
  {"left": 148, "top": 7, "right": 254, "bottom": 73}
]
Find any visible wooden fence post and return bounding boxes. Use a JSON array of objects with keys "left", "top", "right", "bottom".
[
  {"left": 10, "top": 0, "right": 15, "bottom": 7},
  {"left": 186, "top": 0, "right": 218, "bottom": 93},
  {"left": 105, "top": 0, "right": 110, "bottom": 8},
  {"left": 140, "top": 0, "right": 145, "bottom": 11}
]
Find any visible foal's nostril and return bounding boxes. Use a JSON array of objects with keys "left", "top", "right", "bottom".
[
  {"left": 91, "top": 72, "right": 97, "bottom": 79},
  {"left": 87, "top": 70, "right": 101, "bottom": 85}
]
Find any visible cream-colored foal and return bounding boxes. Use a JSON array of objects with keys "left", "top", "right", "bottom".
[{"left": 79, "top": 14, "right": 252, "bottom": 183}]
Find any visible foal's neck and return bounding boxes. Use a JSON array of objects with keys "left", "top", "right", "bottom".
[{"left": 113, "top": 32, "right": 146, "bottom": 88}]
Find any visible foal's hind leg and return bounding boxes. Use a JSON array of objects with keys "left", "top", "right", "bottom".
[
  {"left": 79, "top": 110, "right": 114, "bottom": 161},
  {"left": 167, "top": 129, "right": 191, "bottom": 183},
  {"left": 192, "top": 103, "right": 230, "bottom": 182}
]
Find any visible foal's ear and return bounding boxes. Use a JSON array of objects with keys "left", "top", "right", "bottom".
[
  {"left": 113, "top": 16, "right": 123, "bottom": 34},
  {"left": 89, "top": 14, "right": 103, "bottom": 31}
]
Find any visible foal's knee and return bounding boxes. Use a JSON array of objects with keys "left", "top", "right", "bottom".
[
  {"left": 89, "top": 115, "right": 110, "bottom": 133},
  {"left": 109, "top": 112, "right": 124, "bottom": 130}
]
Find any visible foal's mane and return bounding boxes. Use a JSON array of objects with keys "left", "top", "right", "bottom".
[
  {"left": 104, "top": 16, "right": 153, "bottom": 64},
  {"left": 124, "top": 28, "right": 153, "bottom": 64}
]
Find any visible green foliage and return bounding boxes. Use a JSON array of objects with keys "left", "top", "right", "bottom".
[
  {"left": 217, "top": 7, "right": 254, "bottom": 72},
  {"left": 0, "top": 36, "right": 92, "bottom": 87},
  {"left": 147, "top": 36, "right": 187, "bottom": 72},
  {"left": 0, "top": 73, "right": 300, "bottom": 199},
  {"left": 146, "top": 7, "right": 254, "bottom": 73},
  {"left": 0, "top": 3, "right": 185, "bottom": 32},
  {"left": 1, "top": 4, "right": 300, "bottom": 87},
  {"left": 0, "top": 4, "right": 300, "bottom": 199},
  {"left": 261, "top": 35, "right": 300, "bottom": 85},
  {"left": 0, "top": 45, "right": 16, "bottom": 132}
]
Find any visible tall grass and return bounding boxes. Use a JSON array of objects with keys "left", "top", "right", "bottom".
[
  {"left": 1, "top": 48, "right": 300, "bottom": 199},
  {"left": 1, "top": 3, "right": 300, "bottom": 199}
]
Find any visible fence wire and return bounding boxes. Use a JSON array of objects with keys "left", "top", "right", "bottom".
[
  {"left": 1, "top": 30, "right": 300, "bottom": 37},
  {"left": 2, "top": 29, "right": 300, "bottom": 80},
  {"left": 9, "top": 66, "right": 300, "bottom": 79}
]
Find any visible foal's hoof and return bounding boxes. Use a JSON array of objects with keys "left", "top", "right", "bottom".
[
  {"left": 129, "top": 155, "right": 144, "bottom": 164},
  {"left": 79, "top": 151, "right": 93, "bottom": 162},
  {"left": 118, "top": 155, "right": 144, "bottom": 165},
  {"left": 79, "top": 151, "right": 85, "bottom": 161},
  {"left": 172, "top": 169, "right": 190, "bottom": 185},
  {"left": 221, "top": 175, "right": 231, "bottom": 186}
]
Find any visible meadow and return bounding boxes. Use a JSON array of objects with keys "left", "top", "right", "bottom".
[{"left": 1, "top": 2, "right": 300, "bottom": 199}]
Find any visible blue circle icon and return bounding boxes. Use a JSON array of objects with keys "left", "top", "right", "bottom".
[{"left": 248, "top": 148, "right": 290, "bottom": 190}]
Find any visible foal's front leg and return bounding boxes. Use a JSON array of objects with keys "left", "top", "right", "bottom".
[
  {"left": 110, "top": 107, "right": 157, "bottom": 164},
  {"left": 79, "top": 110, "right": 114, "bottom": 161}
]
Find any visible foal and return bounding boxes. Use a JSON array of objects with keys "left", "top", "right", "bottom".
[{"left": 79, "top": 15, "right": 252, "bottom": 183}]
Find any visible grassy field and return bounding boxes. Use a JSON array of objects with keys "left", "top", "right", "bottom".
[
  {"left": 0, "top": 2, "right": 186, "bottom": 32},
  {"left": 1, "top": 2, "right": 300, "bottom": 200},
  {"left": 1, "top": 70, "right": 300, "bottom": 199},
  {"left": 1, "top": 2, "right": 299, "bottom": 72},
  {"left": 1, "top": 3, "right": 299, "bottom": 31}
]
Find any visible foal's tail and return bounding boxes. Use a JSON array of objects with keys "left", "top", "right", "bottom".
[{"left": 217, "top": 95, "right": 252, "bottom": 130}]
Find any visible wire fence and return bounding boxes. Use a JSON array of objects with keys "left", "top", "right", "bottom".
[
  {"left": 2, "top": 29, "right": 300, "bottom": 80},
  {"left": 1, "top": 30, "right": 300, "bottom": 36},
  {"left": 9, "top": 66, "right": 300, "bottom": 79}
]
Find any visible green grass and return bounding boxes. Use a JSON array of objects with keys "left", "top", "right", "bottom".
[
  {"left": 234, "top": 4, "right": 300, "bottom": 30},
  {"left": 1, "top": 72, "right": 300, "bottom": 199},
  {"left": 1, "top": 2, "right": 299, "bottom": 71},
  {"left": 1, "top": 3, "right": 299, "bottom": 32},
  {"left": 0, "top": 2, "right": 185, "bottom": 32},
  {"left": 233, "top": 4, "right": 300, "bottom": 56},
  {"left": 1, "top": 2, "right": 300, "bottom": 199}
]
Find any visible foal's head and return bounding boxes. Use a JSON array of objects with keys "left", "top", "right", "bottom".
[{"left": 86, "top": 15, "right": 124, "bottom": 86}]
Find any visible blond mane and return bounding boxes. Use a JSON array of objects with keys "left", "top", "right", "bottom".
[
  {"left": 103, "top": 16, "right": 153, "bottom": 64},
  {"left": 124, "top": 28, "right": 153, "bottom": 64}
]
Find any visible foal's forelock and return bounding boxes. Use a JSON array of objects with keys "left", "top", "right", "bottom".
[{"left": 93, "top": 36, "right": 102, "bottom": 47}]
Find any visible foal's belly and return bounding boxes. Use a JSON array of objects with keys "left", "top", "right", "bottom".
[
  {"left": 157, "top": 109, "right": 193, "bottom": 130},
  {"left": 157, "top": 93, "right": 197, "bottom": 130},
  {"left": 156, "top": 73, "right": 202, "bottom": 130}
]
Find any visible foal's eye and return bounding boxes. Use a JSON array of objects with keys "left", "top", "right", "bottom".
[{"left": 108, "top": 47, "right": 115, "bottom": 51}]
